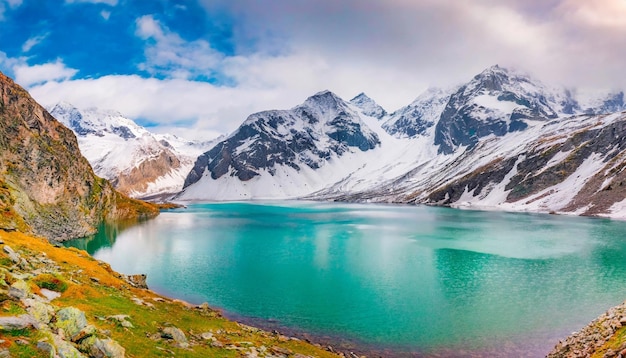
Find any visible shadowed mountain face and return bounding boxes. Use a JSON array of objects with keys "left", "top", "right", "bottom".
[
  {"left": 0, "top": 72, "right": 158, "bottom": 240},
  {"left": 183, "top": 90, "right": 380, "bottom": 188},
  {"left": 433, "top": 65, "right": 562, "bottom": 154}
]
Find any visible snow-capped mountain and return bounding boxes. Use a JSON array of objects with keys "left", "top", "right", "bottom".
[
  {"left": 177, "top": 90, "right": 380, "bottom": 200},
  {"left": 433, "top": 65, "right": 625, "bottom": 154},
  {"left": 383, "top": 87, "right": 454, "bottom": 138},
  {"left": 49, "top": 103, "right": 214, "bottom": 198},
  {"left": 176, "top": 64, "right": 626, "bottom": 219},
  {"left": 350, "top": 93, "right": 387, "bottom": 119},
  {"left": 318, "top": 111, "right": 626, "bottom": 219}
]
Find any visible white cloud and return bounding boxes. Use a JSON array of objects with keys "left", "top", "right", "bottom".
[
  {"left": 100, "top": 9, "right": 111, "bottom": 20},
  {"left": 199, "top": 0, "right": 626, "bottom": 91},
  {"left": 65, "top": 0, "right": 118, "bottom": 5},
  {"left": 0, "top": 0, "right": 23, "bottom": 20},
  {"left": 22, "top": 33, "right": 49, "bottom": 53},
  {"left": 135, "top": 15, "right": 224, "bottom": 80},
  {"left": 6, "top": 0, "right": 626, "bottom": 143},
  {"left": 14, "top": 60, "right": 78, "bottom": 87}
]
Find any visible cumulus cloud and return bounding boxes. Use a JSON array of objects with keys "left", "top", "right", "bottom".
[
  {"left": 200, "top": 0, "right": 626, "bottom": 90},
  {"left": 135, "top": 15, "right": 224, "bottom": 80},
  {"left": 28, "top": 74, "right": 298, "bottom": 140},
  {"left": 11, "top": 0, "right": 626, "bottom": 142},
  {"left": 14, "top": 60, "right": 78, "bottom": 87}
]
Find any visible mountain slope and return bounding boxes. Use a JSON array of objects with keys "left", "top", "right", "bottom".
[
  {"left": 434, "top": 65, "right": 565, "bottom": 154},
  {"left": 383, "top": 87, "right": 453, "bottom": 138},
  {"left": 433, "top": 65, "right": 626, "bottom": 154},
  {"left": 350, "top": 92, "right": 387, "bottom": 119},
  {"left": 310, "top": 111, "right": 626, "bottom": 219},
  {"left": 0, "top": 72, "right": 157, "bottom": 240},
  {"left": 49, "top": 103, "right": 212, "bottom": 199},
  {"left": 174, "top": 64, "right": 626, "bottom": 220},
  {"left": 178, "top": 90, "right": 380, "bottom": 200}
]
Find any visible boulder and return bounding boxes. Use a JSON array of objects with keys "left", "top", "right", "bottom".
[
  {"left": 54, "top": 307, "right": 95, "bottom": 342},
  {"left": 36, "top": 340, "right": 56, "bottom": 356},
  {"left": 53, "top": 334, "right": 86, "bottom": 358},
  {"left": 89, "top": 338, "right": 125, "bottom": 358},
  {"left": 107, "top": 315, "right": 133, "bottom": 328},
  {"left": 121, "top": 274, "right": 148, "bottom": 289},
  {"left": 23, "top": 298, "right": 54, "bottom": 324},
  {"left": 3, "top": 245, "right": 21, "bottom": 263},
  {"left": 8, "top": 279, "right": 30, "bottom": 300},
  {"left": 0, "top": 314, "right": 37, "bottom": 331},
  {"left": 161, "top": 326, "right": 188, "bottom": 348}
]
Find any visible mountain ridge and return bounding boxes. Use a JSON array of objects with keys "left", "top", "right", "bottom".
[
  {"left": 175, "top": 65, "right": 626, "bottom": 221},
  {"left": 49, "top": 102, "right": 214, "bottom": 199}
]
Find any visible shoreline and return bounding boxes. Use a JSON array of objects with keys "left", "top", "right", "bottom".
[
  {"left": 145, "top": 286, "right": 569, "bottom": 358},
  {"left": 77, "top": 202, "right": 626, "bottom": 357}
]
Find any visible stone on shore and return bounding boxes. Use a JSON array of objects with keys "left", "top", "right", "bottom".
[{"left": 161, "top": 326, "right": 189, "bottom": 348}]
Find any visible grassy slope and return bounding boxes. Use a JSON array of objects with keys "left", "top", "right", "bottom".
[{"left": 0, "top": 230, "right": 339, "bottom": 358}]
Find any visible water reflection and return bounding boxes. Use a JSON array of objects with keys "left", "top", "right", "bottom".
[{"left": 64, "top": 202, "right": 626, "bottom": 355}]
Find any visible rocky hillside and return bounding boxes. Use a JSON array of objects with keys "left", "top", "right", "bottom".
[
  {"left": 49, "top": 103, "right": 213, "bottom": 199},
  {"left": 0, "top": 231, "right": 340, "bottom": 358},
  {"left": 0, "top": 72, "right": 158, "bottom": 241}
]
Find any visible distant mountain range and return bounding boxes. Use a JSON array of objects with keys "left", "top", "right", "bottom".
[
  {"left": 49, "top": 103, "right": 215, "bottom": 199},
  {"left": 50, "top": 65, "right": 626, "bottom": 219}
]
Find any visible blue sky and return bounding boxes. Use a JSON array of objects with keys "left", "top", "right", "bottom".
[{"left": 1, "top": 0, "right": 625, "bottom": 140}]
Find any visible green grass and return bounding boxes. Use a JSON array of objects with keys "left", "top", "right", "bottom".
[{"left": 32, "top": 273, "right": 69, "bottom": 293}]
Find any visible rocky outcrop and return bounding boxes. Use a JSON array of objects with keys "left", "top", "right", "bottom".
[
  {"left": 0, "top": 243, "right": 124, "bottom": 357},
  {"left": 0, "top": 72, "right": 158, "bottom": 240},
  {"left": 548, "top": 301, "right": 626, "bottom": 357},
  {"left": 112, "top": 150, "right": 182, "bottom": 196}
]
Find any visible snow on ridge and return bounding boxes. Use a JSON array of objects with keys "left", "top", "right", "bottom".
[{"left": 49, "top": 102, "right": 214, "bottom": 198}]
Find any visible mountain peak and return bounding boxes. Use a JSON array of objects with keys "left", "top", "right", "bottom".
[
  {"left": 350, "top": 92, "right": 387, "bottom": 119},
  {"left": 304, "top": 90, "right": 342, "bottom": 107},
  {"left": 351, "top": 92, "right": 370, "bottom": 101},
  {"left": 50, "top": 102, "right": 148, "bottom": 139}
]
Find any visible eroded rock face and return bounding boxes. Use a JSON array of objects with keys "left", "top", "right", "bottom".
[{"left": 0, "top": 71, "right": 158, "bottom": 240}]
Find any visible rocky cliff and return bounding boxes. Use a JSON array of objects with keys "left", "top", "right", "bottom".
[{"left": 0, "top": 72, "right": 158, "bottom": 241}]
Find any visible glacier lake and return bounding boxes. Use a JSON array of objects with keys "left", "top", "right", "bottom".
[{"left": 65, "top": 202, "right": 626, "bottom": 356}]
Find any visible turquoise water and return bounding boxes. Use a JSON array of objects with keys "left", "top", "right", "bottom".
[{"left": 65, "top": 202, "right": 626, "bottom": 356}]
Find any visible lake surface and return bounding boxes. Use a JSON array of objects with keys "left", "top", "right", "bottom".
[{"left": 65, "top": 202, "right": 626, "bottom": 356}]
